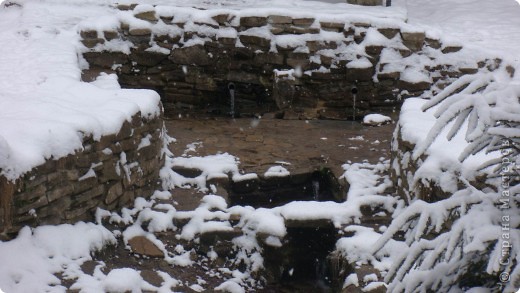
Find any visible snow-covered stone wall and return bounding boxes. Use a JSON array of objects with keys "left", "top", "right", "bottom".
[
  {"left": 79, "top": 4, "right": 473, "bottom": 119},
  {"left": 0, "top": 110, "right": 164, "bottom": 236}
]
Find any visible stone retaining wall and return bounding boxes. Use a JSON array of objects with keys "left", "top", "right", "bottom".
[
  {"left": 0, "top": 109, "right": 164, "bottom": 236},
  {"left": 80, "top": 5, "right": 473, "bottom": 119}
]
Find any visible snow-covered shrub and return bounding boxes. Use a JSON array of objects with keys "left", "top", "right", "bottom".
[{"left": 374, "top": 63, "right": 520, "bottom": 291}]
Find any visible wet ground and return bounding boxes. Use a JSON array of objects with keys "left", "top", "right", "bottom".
[{"left": 165, "top": 116, "right": 395, "bottom": 211}]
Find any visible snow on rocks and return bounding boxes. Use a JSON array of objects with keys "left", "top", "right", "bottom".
[
  {"left": 0, "top": 1, "right": 161, "bottom": 180},
  {"left": 362, "top": 113, "right": 392, "bottom": 126}
]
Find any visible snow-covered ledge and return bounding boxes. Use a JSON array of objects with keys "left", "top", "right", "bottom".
[
  {"left": 0, "top": 106, "right": 165, "bottom": 236},
  {"left": 0, "top": 2, "right": 166, "bottom": 236}
]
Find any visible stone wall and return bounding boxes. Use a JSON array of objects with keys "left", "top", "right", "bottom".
[
  {"left": 0, "top": 109, "right": 164, "bottom": 236},
  {"left": 79, "top": 5, "right": 471, "bottom": 119}
]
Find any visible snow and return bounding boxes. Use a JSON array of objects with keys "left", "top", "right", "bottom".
[
  {"left": 363, "top": 114, "right": 392, "bottom": 125},
  {"left": 263, "top": 165, "right": 290, "bottom": 178},
  {"left": 0, "top": 223, "right": 115, "bottom": 292},
  {"left": 0, "top": 1, "right": 161, "bottom": 180},
  {"left": 1, "top": 0, "right": 519, "bottom": 291}
]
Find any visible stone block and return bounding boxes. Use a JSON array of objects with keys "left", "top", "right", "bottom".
[
  {"left": 397, "top": 80, "right": 432, "bottom": 92},
  {"left": 129, "top": 27, "right": 152, "bottom": 36},
  {"left": 425, "top": 37, "right": 441, "bottom": 49},
  {"left": 47, "top": 184, "right": 75, "bottom": 203},
  {"left": 75, "top": 175, "right": 98, "bottom": 193},
  {"left": 268, "top": 15, "right": 292, "bottom": 24},
  {"left": 117, "top": 4, "right": 137, "bottom": 10},
  {"left": 212, "top": 14, "right": 232, "bottom": 25},
  {"left": 254, "top": 52, "right": 284, "bottom": 65},
  {"left": 292, "top": 18, "right": 314, "bottom": 27},
  {"left": 129, "top": 50, "right": 168, "bottom": 67},
  {"left": 72, "top": 185, "right": 104, "bottom": 208},
  {"left": 377, "top": 71, "right": 400, "bottom": 80},
  {"left": 103, "top": 31, "right": 119, "bottom": 41},
  {"left": 81, "top": 38, "right": 104, "bottom": 48},
  {"left": 377, "top": 28, "right": 400, "bottom": 39},
  {"left": 401, "top": 31, "right": 425, "bottom": 52},
  {"left": 226, "top": 71, "right": 259, "bottom": 84},
  {"left": 239, "top": 35, "right": 271, "bottom": 48},
  {"left": 365, "top": 45, "right": 384, "bottom": 56},
  {"left": 347, "top": 0, "right": 383, "bottom": 6},
  {"left": 270, "top": 25, "right": 285, "bottom": 35},
  {"left": 346, "top": 67, "right": 374, "bottom": 82},
  {"left": 128, "top": 236, "right": 164, "bottom": 257},
  {"left": 15, "top": 196, "right": 48, "bottom": 215},
  {"left": 80, "top": 30, "right": 98, "bottom": 39},
  {"left": 284, "top": 26, "right": 320, "bottom": 35},
  {"left": 441, "top": 45, "right": 463, "bottom": 54},
  {"left": 287, "top": 58, "right": 310, "bottom": 69},
  {"left": 83, "top": 52, "right": 129, "bottom": 69},
  {"left": 159, "top": 16, "right": 174, "bottom": 24},
  {"left": 170, "top": 45, "right": 211, "bottom": 66},
  {"left": 134, "top": 11, "right": 158, "bottom": 22},
  {"left": 240, "top": 16, "right": 268, "bottom": 27},
  {"left": 105, "top": 181, "right": 123, "bottom": 204},
  {"left": 17, "top": 184, "right": 46, "bottom": 202},
  {"left": 320, "top": 22, "right": 345, "bottom": 32}
]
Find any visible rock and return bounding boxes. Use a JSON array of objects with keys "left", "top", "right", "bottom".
[
  {"left": 81, "top": 38, "right": 104, "bottom": 48},
  {"left": 441, "top": 45, "right": 463, "bottom": 54},
  {"left": 105, "top": 182, "right": 123, "bottom": 205},
  {"left": 129, "top": 27, "right": 152, "bottom": 36},
  {"left": 254, "top": 52, "right": 284, "bottom": 65},
  {"left": 397, "top": 80, "right": 432, "bottom": 92},
  {"left": 292, "top": 18, "right": 315, "bottom": 27},
  {"left": 140, "top": 270, "right": 163, "bottom": 287},
  {"left": 347, "top": 0, "right": 383, "bottom": 6},
  {"left": 377, "top": 71, "right": 400, "bottom": 80},
  {"left": 128, "top": 236, "right": 164, "bottom": 257},
  {"left": 377, "top": 28, "right": 400, "bottom": 39},
  {"left": 103, "top": 30, "right": 119, "bottom": 41},
  {"left": 129, "top": 50, "right": 168, "bottom": 67},
  {"left": 169, "top": 45, "right": 211, "bottom": 66},
  {"left": 284, "top": 26, "right": 320, "bottom": 35},
  {"left": 212, "top": 14, "right": 231, "bottom": 25},
  {"left": 239, "top": 35, "right": 271, "bottom": 48},
  {"left": 401, "top": 31, "right": 425, "bottom": 52},
  {"left": 80, "top": 30, "right": 98, "bottom": 39},
  {"left": 346, "top": 67, "right": 374, "bottom": 82},
  {"left": 268, "top": 15, "right": 292, "bottom": 24},
  {"left": 134, "top": 11, "right": 158, "bottom": 22},
  {"left": 320, "top": 22, "right": 345, "bottom": 32},
  {"left": 425, "top": 37, "right": 441, "bottom": 49},
  {"left": 240, "top": 16, "right": 268, "bottom": 27},
  {"left": 82, "top": 52, "right": 129, "bottom": 68}
]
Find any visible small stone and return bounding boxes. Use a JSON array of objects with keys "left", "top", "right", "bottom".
[
  {"left": 128, "top": 236, "right": 164, "bottom": 257},
  {"left": 320, "top": 22, "right": 345, "bottom": 31}
]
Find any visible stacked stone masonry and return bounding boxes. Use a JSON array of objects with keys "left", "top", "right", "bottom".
[
  {"left": 0, "top": 110, "right": 164, "bottom": 235},
  {"left": 80, "top": 5, "right": 473, "bottom": 120}
]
